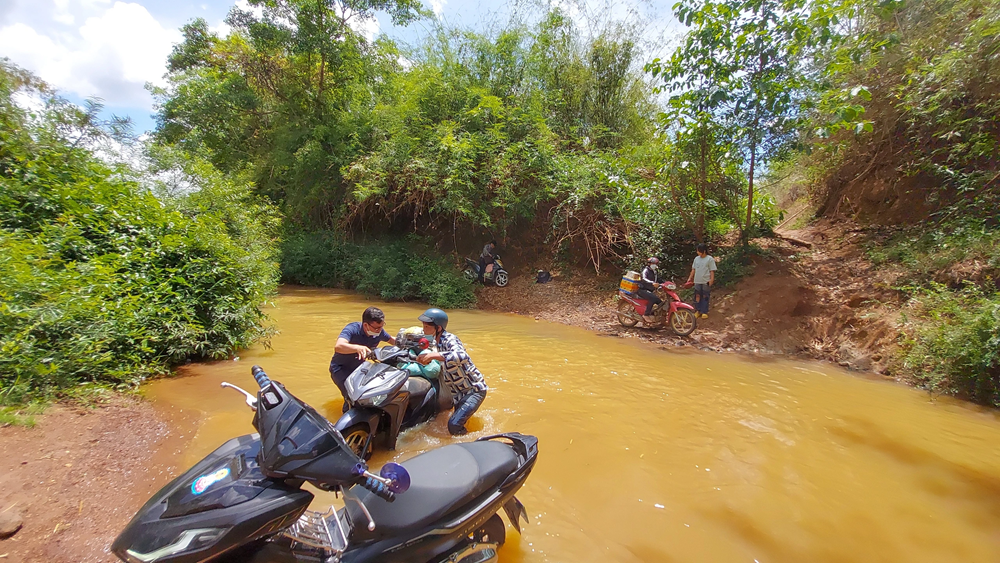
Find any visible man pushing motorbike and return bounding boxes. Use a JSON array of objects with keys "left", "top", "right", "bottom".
[
  {"left": 330, "top": 307, "right": 397, "bottom": 403},
  {"left": 414, "top": 308, "right": 488, "bottom": 435}
]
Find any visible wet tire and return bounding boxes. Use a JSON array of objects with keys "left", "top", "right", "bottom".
[
  {"left": 342, "top": 424, "right": 372, "bottom": 460},
  {"left": 473, "top": 513, "right": 506, "bottom": 546},
  {"left": 670, "top": 309, "right": 697, "bottom": 336},
  {"left": 494, "top": 270, "right": 509, "bottom": 287},
  {"left": 617, "top": 300, "right": 639, "bottom": 327}
]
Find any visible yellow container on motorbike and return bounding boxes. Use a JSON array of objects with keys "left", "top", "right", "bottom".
[{"left": 620, "top": 271, "right": 640, "bottom": 294}]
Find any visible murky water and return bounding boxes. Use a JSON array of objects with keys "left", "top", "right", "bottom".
[{"left": 145, "top": 287, "right": 1000, "bottom": 562}]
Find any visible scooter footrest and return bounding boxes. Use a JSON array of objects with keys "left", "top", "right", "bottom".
[{"left": 282, "top": 508, "right": 347, "bottom": 553}]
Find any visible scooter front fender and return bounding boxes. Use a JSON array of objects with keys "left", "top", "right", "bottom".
[
  {"left": 334, "top": 407, "right": 381, "bottom": 436},
  {"left": 672, "top": 301, "right": 696, "bottom": 311}
]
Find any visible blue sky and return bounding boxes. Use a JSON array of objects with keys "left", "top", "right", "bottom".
[{"left": 0, "top": 0, "right": 682, "bottom": 134}]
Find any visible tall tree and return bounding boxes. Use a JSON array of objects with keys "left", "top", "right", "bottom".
[{"left": 648, "top": 0, "right": 811, "bottom": 238}]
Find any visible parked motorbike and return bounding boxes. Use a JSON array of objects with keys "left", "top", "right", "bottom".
[
  {"left": 334, "top": 344, "right": 448, "bottom": 459},
  {"left": 463, "top": 254, "right": 509, "bottom": 287},
  {"left": 112, "top": 365, "right": 537, "bottom": 563},
  {"left": 616, "top": 282, "right": 698, "bottom": 336}
]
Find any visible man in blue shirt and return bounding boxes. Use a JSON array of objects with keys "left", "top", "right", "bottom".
[{"left": 329, "top": 307, "right": 397, "bottom": 399}]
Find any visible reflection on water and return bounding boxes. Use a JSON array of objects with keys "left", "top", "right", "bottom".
[{"left": 144, "top": 287, "right": 1000, "bottom": 562}]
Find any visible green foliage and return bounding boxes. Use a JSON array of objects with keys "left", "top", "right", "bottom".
[
  {"left": 343, "top": 14, "right": 656, "bottom": 237},
  {"left": 808, "top": 0, "right": 1000, "bottom": 214},
  {"left": 866, "top": 219, "right": 1000, "bottom": 285},
  {"left": 0, "top": 61, "right": 279, "bottom": 404},
  {"left": 647, "top": 0, "right": 817, "bottom": 234},
  {"left": 900, "top": 285, "right": 1000, "bottom": 406},
  {"left": 280, "top": 232, "right": 475, "bottom": 308}
]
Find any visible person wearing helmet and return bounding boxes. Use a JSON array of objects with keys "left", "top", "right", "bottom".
[
  {"left": 638, "top": 257, "right": 664, "bottom": 322},
  {"left": 414, "top": 308, "right": 488, "bottom": 435}
]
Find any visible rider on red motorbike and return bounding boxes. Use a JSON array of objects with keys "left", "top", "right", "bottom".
[{"left": 637, "top": 257, "right": 663, "bottom": 322}]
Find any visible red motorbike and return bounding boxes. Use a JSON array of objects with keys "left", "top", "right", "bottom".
[{"left": 616, "top": 281, "right": 697, "bottom": 335}]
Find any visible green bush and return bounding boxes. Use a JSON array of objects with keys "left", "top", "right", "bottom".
[
  {"left": 899, "top": 285, "right": 1000, "bottom": 406},
  {"left": 280, "top": 232, "right": 476, "bottom": 308},
  {"left": 0, "top": 61, "right": 278, "bottom": 404}
]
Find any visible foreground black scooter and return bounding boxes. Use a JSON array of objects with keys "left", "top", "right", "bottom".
[
  {"left": 112, "top": 365, "right": 536, "bottom": 563},
  {"left": 335, "top": 345, "right": 448, "bottom": 459}
]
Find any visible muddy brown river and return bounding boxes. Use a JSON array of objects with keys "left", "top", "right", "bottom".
[{"left": 144, "top": 287, "right": 1000, "bottom": 562}]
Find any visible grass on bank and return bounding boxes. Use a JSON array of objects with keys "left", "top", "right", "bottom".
[{"left": 866, "top": 218, "right": 1000, "bottom": 405}]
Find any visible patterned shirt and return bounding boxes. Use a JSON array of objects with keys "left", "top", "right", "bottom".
[{"left": 436, "top": 331, "right": 488, "bottom": 400}]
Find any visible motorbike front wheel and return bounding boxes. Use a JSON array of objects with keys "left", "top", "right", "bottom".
[
  {"left": 670, "top": 309, "right": 697, "bottom": 336},
  {"left": 341, "top": 423, "right": 372, "bottom": 460},
  {"left": 617, "top": 300, "right": 639, "bottom": 327},
  {"left": 494, "top": 270, "right": 509, "bottom": 287}
]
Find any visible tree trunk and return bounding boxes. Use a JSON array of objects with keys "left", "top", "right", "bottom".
[
  {"left": 746, "top": 144, "right": 756, "bottom": 235},
  {"left": 316, "top": 0, "right": 325, "bottom": 117}
]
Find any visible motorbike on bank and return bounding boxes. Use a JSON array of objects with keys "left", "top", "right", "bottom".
[
  {"left": 112, "top": 365, "right": 537, "bottom": 563},
  {"left": 616, "top": 271, "right": 698, "bottom": 336},
  {"left": 335, "top": 328, "right": 451, "bottom": 459},
  {"left": 463, "top": 254, "right": 509, "bottom": 287}
]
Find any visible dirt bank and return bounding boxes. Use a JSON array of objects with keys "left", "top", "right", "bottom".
[
  {"left": 478, "top": 218, "right": 903, "bottom": 378},
  {"left": 0, "top": 397, "right": 188, "bottom": 563}
]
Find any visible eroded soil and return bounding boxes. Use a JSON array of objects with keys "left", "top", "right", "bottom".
[{"left": 0, "top": 397, "right": 187, "bottom": 563}]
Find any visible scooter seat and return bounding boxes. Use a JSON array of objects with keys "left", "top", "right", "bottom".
[{"left": 345, "top": 441, "right": 518, "bottom": 539}]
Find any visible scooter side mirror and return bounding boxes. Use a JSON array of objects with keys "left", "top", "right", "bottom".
[{"left": 379, "top": 462, "right": 411, "bottom": 494}]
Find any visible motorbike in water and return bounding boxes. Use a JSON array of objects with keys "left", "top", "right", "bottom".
[
  {"left": 616, "top": 281, "right": 698, "bottom": 336},
  {"left": 111, "top": 365, "right": 537, "bottom": 563},
  {"left": 334, "top": 335, "right": 450, "bottom": 459},
  {"left": 463, "top": 255, "right": 509, "bottom": 287}
]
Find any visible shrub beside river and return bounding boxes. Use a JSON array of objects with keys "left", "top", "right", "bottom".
[{"left": 0, "top": 61, "right": 279, "bottom": 404}]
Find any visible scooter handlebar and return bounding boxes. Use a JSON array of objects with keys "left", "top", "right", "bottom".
[
  {"left": 251, "top": 365, "right": 271, "bottom": 389},
  {"left": 360, "top": 476, "right": 396, "bottom": 502}
]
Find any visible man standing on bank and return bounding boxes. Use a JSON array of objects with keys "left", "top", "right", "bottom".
[
  {"left": 685, "top": 243, "right": 717, "bottom": 319},
  {"left": 415, "top": 308, "right": 488, "bottom": 435},
  {"left": 329, "top": 307, "right": 397, "bottom": 401}
]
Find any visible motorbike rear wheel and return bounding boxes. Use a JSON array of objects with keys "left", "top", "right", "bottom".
[
  {"left": 617, "top": 300, "right": 639, "bottom": 327},
  {"left": 473, "top": 513, "right": 506, "bottom": 546},
  {"left": 670, "top": 309, "right": 697, "bottom": 336},
  {"left": 464, "top": 267, "right": 477, "bottom": 282},
  {"left": 341, "top": 423, "right": 372, "bottom": 460}
]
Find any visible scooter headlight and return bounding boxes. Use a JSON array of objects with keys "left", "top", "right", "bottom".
[
  {"left": 124, "top": 527, "right": 229, "bottom": 562},
  {"left": 359, "top": 393, "right": 388, "bottom": 407}
]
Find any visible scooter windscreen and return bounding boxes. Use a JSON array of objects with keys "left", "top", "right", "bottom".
[{"left": 253, "top": 377, "right": 364, "bottom": 489}]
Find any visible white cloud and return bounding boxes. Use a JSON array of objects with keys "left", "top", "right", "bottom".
[
  {"left": 430, "top": 0, "right": 446, "bottom": 17},
  {"left": 0, "top": 1, "right": 181, "bottom": 107},
  {"left": 349, "top": 14, "right": 381, "bottom": 41}
]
